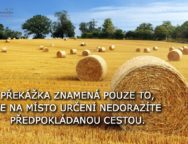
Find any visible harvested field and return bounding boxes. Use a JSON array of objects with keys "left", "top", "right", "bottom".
[{"left": 0, "top": 39, "right": 188, "bottom": 144}]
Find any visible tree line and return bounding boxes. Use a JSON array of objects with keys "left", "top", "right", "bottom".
[
  {"left": 80, "top": 20, "right": 188, "bottom": 41},
  {"left": 0, "top": 24, "right": 22, "bottom": 39},
  {"left": 1, "top": 10, "right": 188, "bottom": 41}
]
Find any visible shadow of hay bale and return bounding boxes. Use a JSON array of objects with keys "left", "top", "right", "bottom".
[{"left": 55, "top": 76, "right": 79, "bottom": 81}]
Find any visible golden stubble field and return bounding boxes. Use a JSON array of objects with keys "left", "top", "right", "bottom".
[{"left": 0, "top": 39, "right": 188, "bottom": 144}]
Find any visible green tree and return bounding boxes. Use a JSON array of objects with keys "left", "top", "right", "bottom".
[
  {"left": 135, "top": 23, "right": 154, "bottom": 39},
  {"left": 52, "top": 11, "right": 75, "bottom": 38},
  {"left": 173, "top": 25, "right": 181, "bottom": 39},
  {"left": 162, "top": 21, "right": 175, "bottom": 37},
  {"left": 88, "top": 19, "right": 97, "bottom": 32},
  {"left": 136, "top": 23, "right": 153, "bottom": 32},
  {"left": 4, "top": 27, "right": 22, "bottom": 39},
  {"left": 154, "top": 25, "right": 168, "bottom": 40},
  {"left": 92, "top": 27, "right": 102, "bottom": 38},
  {"left": 177, "top": 21, "right": 188, "bottom": 39},
  {"left": 0, "top": 24, "right": 3, "bottom": 31},
  {"left": 79, "top": 22, "right": 89, "bottom": 35},
  {"left": 0, "top": 24, "right": 4, "bottom": 39},
  {"left": 22, "top": 15, "right": 51, "bottom": 39},
  {"left": 114, "top": 29, "right": 125, "bottom": 39},
  {"left": 102, "top": 18, "right": 115, "bottom": 38},
  {"left": 0, "top": 24, "right": 22, "bottom": 39},
  {"left": 79, "top": 19, "right": 101, "bottom": 38},
  {"left": 155, "top": 21, "right": 175, "bottom": 40},
  {"left": 125, "top": 31, "right": 137, "bottom": 39}
]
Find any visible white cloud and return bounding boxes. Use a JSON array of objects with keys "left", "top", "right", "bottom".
[
  {"left": 69, "top": 1, "right": 188, "bottom": 34},
  {"left": 6, "top": 1, "right": 188, "bottom": 36}
]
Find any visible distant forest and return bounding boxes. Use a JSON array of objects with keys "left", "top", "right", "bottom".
[{"left": 1, "top": 11, "right": 188, "bottom": 42}]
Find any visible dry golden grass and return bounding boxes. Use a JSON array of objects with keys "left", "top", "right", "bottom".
[{"left": 0, "top": 38, "right": 188, "bottom": 144}]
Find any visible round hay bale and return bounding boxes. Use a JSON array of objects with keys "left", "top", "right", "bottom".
[
  {"left": 5, "top": 39, "right": 10, "bottom": 43},
  {"left": 57, "top": 50, "right": 66, "bottom": 58},
  {"left": 183, "top": 47, "right": 188, "bottom": 55},
  {"left": 39, "top": 45, "right": 44, "bottom": 50},
  {"left": 169, "top": 47, "right": 175, "bottom": 51},
  {"left": 168, "top": 49, "right": 182, "bottom": 61},
  {"left": 43, "top": 47, "right": 49, "bottom": 52},
  {"left": 80, "top": 42, "right": 86, "bottom": 46},
  {"left": 144, "top": 48, "right": 151, "bottom": 53},
  {"left": 178, "top": 47, "right": 183, "bottom": 52},
  {"left": 70, "top": 49, "right": 77, "bottom": 55},
  {"left": 109, "top": 45, "right": 115, "bottom": 50},
  {"left": 183, "top": 46, "right": 188, "bottom": 49},
  {"left": 1, "top": 47, "right": 7, "bottom": 53},
  {"left": 98, "top": 47, "right": 106, "bottom": 52},
  {"left": 111, "top": 56, "right": 188, "bottom": 134},
  {"left": 50, "top": 43, "right": 55, "bottom": 47},
  {"left": 96, "top": 46, "right": 101, "bottom": 51},
  {"left": 153, "top": 46, "right": 158, "bottom": 51},
  {"left": 76, "top": 55, "right": 107, "bottom": 81},
  {"left": 64, "top": 38, "right": 68, "bottom": 41},
  {"left": 82, "top": 50, "right": 91, "bottom": 56},
  {"left": 136, "top": 48, "right": 141, "bottom": 52}
]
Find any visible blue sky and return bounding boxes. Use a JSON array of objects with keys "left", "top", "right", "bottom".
[{"left": 0, "top": 0, "right": 188, "bottom": 36}]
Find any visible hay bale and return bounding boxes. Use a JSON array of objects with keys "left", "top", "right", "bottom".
[
  {"left": 5, "top": 39, "right": 10, "bottom": 43},
  {"left": 96, "top": 46, "right": 101, "bottom": 51},
  {"left": 76, "top": 55, "right": 107, "bottom": 81},
  {"left": 183, "top": 47, "right": 188, "bottom": 55},
  {"left": 70, "top": 49, "right": 77, "bottom": 54},
  {"left": 136, "top": 48, "right": 141, "bottom": 52},
  {"left": 144, "top": 48, "right": 151, "bottom": 53},
  {"left": 39, "top": 45, "right": 44, "bottom": 50},
  {"left": 80, "top": 42, "right": 86, "bottom": 46},
  {"left": 82, "top": 50, "right": 91, "bottom": 56},
  {"left": 153, "top": 46, "right": 158, "bottom": 51},
  {"left": 43, "top": 47, "right": 49, "bottom": 52},
  {"left": 169, "top": 47, "right": 175, "bottom": 51},
  {"left": 168, "top": 49, "right": 182, "bottom": 61},
  {"left": 64, "top": 38, "right": 68, "bottom": 41},
  {"left": 1, "top": 47, "right": 7, "bottom": 53},
  {"left": 109, "top": 45, "right": 115, "bottom": 50},
  {"left": 98, "top": 47, "right": 106, "bottom": 52},
  {"left": 178, "top": 47, "right": 183, "bottom": 52},
  {"left": 57, "top": 50, "right": 66, "bottom": 58},
  {"left": 51, "top": 43, "right": 55, "bottom": 47},
  {"left": 111, "top": 56, "right": 188, "bottom": 134}
]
